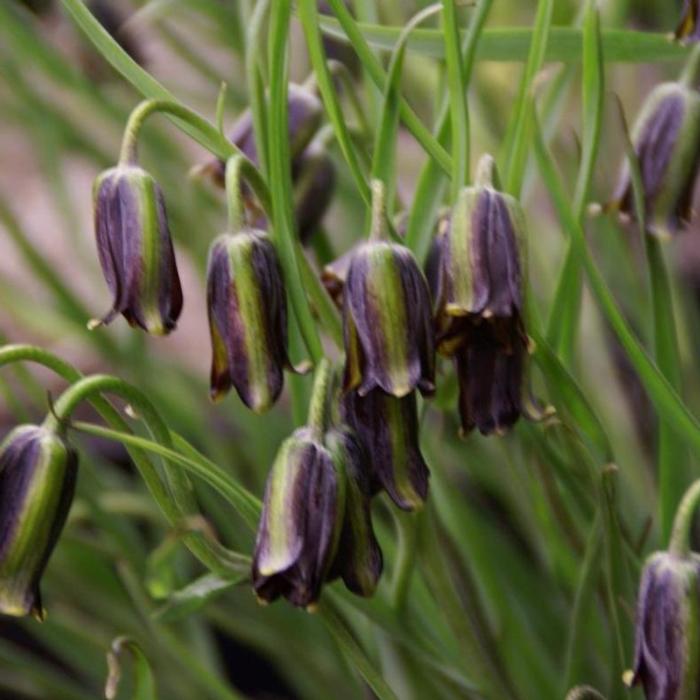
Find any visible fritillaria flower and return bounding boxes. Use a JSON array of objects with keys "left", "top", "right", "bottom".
[
  {"left": 252, "top": 427, "right": 345, "bottom": 609},
  {"left": 343, "top": 238, "right": 435, "bottom": 399},
  {"left": 206, "top": 230, "right": 294, "bottom": 414},
  {"left": 428, "top": 155, "right": 527, "bottom": 435},
  {"left": 92, "top": 165, "right": 183, "bottom": 335},
  {"left": 628, "top": 552, "right": 700, "bottom": 699},
  {"left": 609, "top": 80, "right": 700, "bottom": 238},
  {"left": 0, "top": 425, "right": 77, "bottom": 620}
]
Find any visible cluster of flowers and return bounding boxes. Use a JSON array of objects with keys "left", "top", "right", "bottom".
[{"left": 2, "top": 12, "right": 700, "bottom": 696}]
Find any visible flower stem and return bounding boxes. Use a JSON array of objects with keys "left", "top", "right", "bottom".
[
  {"left": 0, "top": 345, "right": 240, "bottom": 573},
  {"left": 390, "top": 509, "right": 419, "bottom": 611},
  {"left": 669, "top": 478, "right": 700, "bottom": 557},
  {"left": 118, "top": 100, "right": 272, "bottom": 215},
  {"left": 225, "top": 156, "right": 246, "bottom": 231},
  {"left": 39, "top": 371, "right": 234, "bottom": 574},
  {"left": 307, "top": 359, "right": 333, "bottom": 437},
  {"left": 680, "top": 43, "right": 700, "bottom": 88},
  {"left": 369, "top": 179, "right": 388, "bottom": 242}
]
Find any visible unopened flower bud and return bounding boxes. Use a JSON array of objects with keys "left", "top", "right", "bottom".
[
  {"left": 252, "top": 427, "right": 346, "bottom": 609},
  {"left": 342, "top": 389, "right": 429, "bottom": 511},
  {"left": 610, "top": 81, "right": 700, "bottom": 238},
  {"left": 343, "top": 240, "right": 435, "bottom": 398},
  {"left": 628, "top": 551, "right": 700, "bottom": 699},
  {"left": 0, "top": 425, "right": 77, "bottom": 619},
  {"left": 92, "top": 165, "right": 183, "bottom": 335},
  {"left": 206, "top": 230, "right": 295, "bottom": 413}
]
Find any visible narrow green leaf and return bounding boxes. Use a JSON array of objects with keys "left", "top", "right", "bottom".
[
  {"left": 154, "top": 573, "right": 245, "bottom": 623},
  {"left": 319, "top": 19, "right": 691, "bottom": 64},
  {"left": 502, "top": 0, "right": 554, "bottom": 196},
  {"left": 532, "top": 112, "right": 700, "bottom": 458},
  {"left": 370, "top": 3, "right": 444, "bottom": 205},
  {"left": 443, "top": 0, "right": 470, "bottom": 197},
  {"left": 314, "top": 0, "right": 452, "bottom": 175},
  {"left": 320, "top": 601, "right": 400, "bottom": 700},
  {"left": 267, "top": 1, "right": 324, "bottom": 364},
  {"left": 297, "top": 0, "right": 371, "bottom": 205},
  {"left": 547, "top": 1, "right": 605, "bottom": 362},
  {"left": 404, "top": 0, "right": 494, "bottom": 263},
  {"left": 73, "top": 421, "right": 262, "bottom": 530},
  {"left": 614, "top": 97, "right": 686, "bottom": 543}
]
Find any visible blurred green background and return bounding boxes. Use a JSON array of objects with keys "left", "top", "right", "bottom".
[{"left": 0, "top": 1, "right": 698, "bottom": 698}]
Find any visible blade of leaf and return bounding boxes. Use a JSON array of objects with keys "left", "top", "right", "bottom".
[
  {"left": 532, "top": 111, "right": 700, "bottom": 458},
  {"left": 318, "top": 19, "right": 691, "bottom": 63},
  {"left": 501, "top": 0, "right": 554, "bottom": 196},
  {"left": 546, "top": 0, "right": 605, "bottom": 363},
  {"left": 315, "top": 0, "right": 452, "bottom": 175},
  {"left": 404, "top": 0, "right": 494, "bottom": 264}
]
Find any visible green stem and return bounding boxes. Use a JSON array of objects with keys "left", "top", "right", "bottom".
[
  {"left": 533, "top": 113, "right": 700, "bottom": 458},
  {"left": 119, "top": 99, "right": 218, "bottom": 166},
  {"left": 443, "top": 0, "right": 470, "bottom": 198},
  {"left": 297, "top": 0, "right": 371, "bottom": 206},
  {"left": 390, "top": 510, "right": 419, "bottom": 611},
  {"left": 319, "top": 0, "right": 452, "bottom": 175},
  {"left": 369, "top": 179, "right": 388, "bottom": 241},
  {"left": 0, "top": 345, "right": 239, "bottom": 573},
  {"left": 45, "top": 375, "right": 194, "bottom": 518},
  {"left": 680, "top": 43, "right": 700, "bottom": 87},
  {"left": 245, "top": 0, "right": 270, "bottom": 178},
  {"left": 669, "top": 479, "right": 700, "bottom": 556},
  {"left": 319, "top": 600, "right": 399, "bottom": 700},
  {"left": 419, "top": 507, "right": 519, "bottom": 700},
  {"left": 327, "top": 59, "right": 373, "bottom": 145},
  {"left": 225, "top": 156, "right": 246, "bottom": 231},
  {"left": 306, "top": 359, "right": 333, "bottom": 437},
  {"left": 404, "top": 0, "right": 494, "bottom": 263}
]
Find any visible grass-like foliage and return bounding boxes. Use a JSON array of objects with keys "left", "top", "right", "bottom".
[{"left": 1, "top": 1, "right": 700, "bottom": 699}]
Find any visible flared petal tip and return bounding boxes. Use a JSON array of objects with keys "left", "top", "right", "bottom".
[{"left": 0, "top": 590, "right": 44, "bottom": 621}]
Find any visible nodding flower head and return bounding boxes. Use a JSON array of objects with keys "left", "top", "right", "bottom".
[
  {"left": 252, "top": 427, "right": 346, "bottom": 609},
  {"left": 92, "top": 165, "right": 183, "bottom": 336},
  {"left": 628, "top": 551, "right": 700, "bottom": 700},
  {"left": 0, "top": 425, "right": 77, "bottom": 620},
  {"left": 427, "top": 155, "right": 528, "bottom": 436},
  {"left": 206, "top": 230, "right": 296, "bottom": 414},
  {"left": 609, "top": 81, "right": 700, "bottom": 238},
  {"left": 342, "top": 240, "right": 435, "bottom": 399}
]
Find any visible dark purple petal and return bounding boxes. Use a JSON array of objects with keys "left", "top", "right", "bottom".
[
  {"left": 614, "top": 92, "right": 686, "bottom": 220},
  {"left": 342, "top": 389, "right": 429, "bottom": 511}
]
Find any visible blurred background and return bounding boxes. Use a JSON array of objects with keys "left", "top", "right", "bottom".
[{"left": 0, "top": 0, "right": 699, "bottom": 698}]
